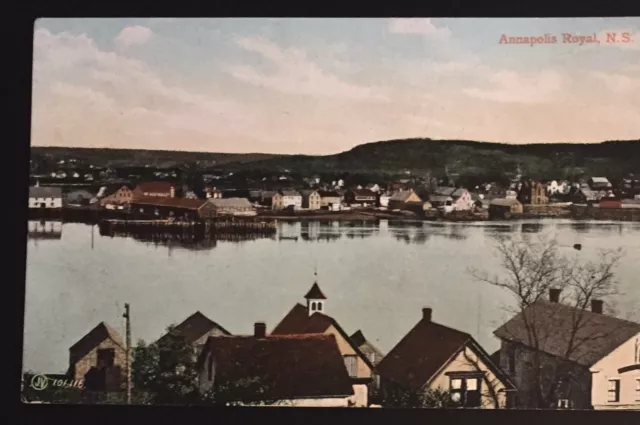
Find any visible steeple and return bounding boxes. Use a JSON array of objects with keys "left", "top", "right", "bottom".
[{"left": 305, "top": 270, "right": 327, "bottom": 316}]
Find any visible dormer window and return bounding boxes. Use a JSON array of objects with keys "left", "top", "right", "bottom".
[
  {"left": 317, "top": 302, "right": 323, "bottom": 312},
  {"left": 311, "top": 302, "right": 317, "bottom": 311}
]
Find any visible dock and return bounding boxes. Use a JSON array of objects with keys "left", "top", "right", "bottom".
[{"left": 98, "top": 218, "right": 277, "bottom": 238}]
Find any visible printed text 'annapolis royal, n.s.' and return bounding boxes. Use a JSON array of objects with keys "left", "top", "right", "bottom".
[{"left": 499, "top": 32, "right": 634, "bottom": 47}]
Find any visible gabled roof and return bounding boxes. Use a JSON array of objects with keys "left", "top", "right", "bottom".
[
  {"left": 434, "top": 187, "right": 456, "bottom": 196},
  {"left": 29, "top": 186, "right": 62, "bottom": 198},
  {"left": 351, "top": 330, "right": 385, "bottom": 365},
  {"left": 377, "top": 316, "right": 514, "bottom": 392},
  {"left": 157, "top": 311, "right": 231, "bottom": 346},
  {"left": 451, "top": 188, "right": 468, "bottom": 198},
  {"left": 280, "top": 190, "right": 301, "bottom": 197},
  {"left": 350, "top": 189, "right": 377, "bottom": 198},
  {"left": 317, "top": 190, "right": 341, "bottom": 198},
  {"left": 271, "top": 304, "right": 375, "bottom": 370},
  {"left": 197, "top": 334, "right": 354, "bottom": 402},
  {"left": 304, "top": 282, "right": 327, "bottom": 300},
  {"left": 129, "top": 197, "right": 209, "bottom": 210},
  {"left": 208, "top": 198, "right": 254, "bottom": 209},
  {"left": 389, "top": 190, "right": 417, "bottom": 202},
  {"left": 135, "top": 181, "right": 174, "bottom": 193},
  {"left": 69, "top": 322, "right": 124, "bottom": 360},
  {"left": 493, "top": 300, "right": 640, "bottom": 367}
]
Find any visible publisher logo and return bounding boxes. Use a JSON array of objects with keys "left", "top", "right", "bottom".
[{"left": 30, "top": 374, "right": 49, "bottom": 391}]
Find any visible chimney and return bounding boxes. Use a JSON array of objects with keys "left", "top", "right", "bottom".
[
  {"left": 591, "top": 300, "right": 604, "bottom": 314},
  {"left": 549, "top": 288, "right": 561, "bottom": 303},
  {"left": 254, "top": 322, "right": 266, "bottom": 338},
  {"left": 422, "top": 308, "right": 432, "bottom": 322},
  {"left": 170, "top": 186, "right": 176, "bottom": 198}
]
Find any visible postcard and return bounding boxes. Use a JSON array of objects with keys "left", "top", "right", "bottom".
[{"left": 23, "top": 17, "right": 640, "bottom": 410}]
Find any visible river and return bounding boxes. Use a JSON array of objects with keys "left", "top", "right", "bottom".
[{"left": 23, "top": 219, "right": 640, "bottom": 374}]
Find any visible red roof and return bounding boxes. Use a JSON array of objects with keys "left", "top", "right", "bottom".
[
  {"left": 304, "top": 282, "right": 327, "bottom": 299},
  {"left": 129, "top": 197, "right": 208, "bottom": 210},
  {"left": 135, "top": 181, "right": 174, "bottom": 194},
  {"left": 376, "top": 317, "right": 473, "bottom": 391},
  {"left": 69, "top": 322, "right": 124, "bottom": 361},
  {"left": 271, "top": 304, "right": 375, "bottom": 370},
  {"left": 197, "top": 334, "right": 354, "bottom": 401}
]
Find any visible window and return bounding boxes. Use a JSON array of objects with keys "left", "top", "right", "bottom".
[
  {"left": 97, "top": 348, "right": 115, "bottom": 368},
  {"left": 311, "top": 302, "right": 316, "bottom": 311},
  {"left": 607, "top": 379, "right": 620, "bottom": 402},
  {"left": 557, "top": 399, "right": 572, "bottom": 409},
  {"left": 207, "top": 356, "right": 214, "bottom": 381},
  {"left": 507, "top": 347, "right": 516, "bottom": 375},
  {"left": 343, "top": 355, "right": 358, "bottom": 377},
  {"left": 317, "top": 302, "right": 323, "bottom": 312},
  {"left": 449, "top": 376, "right": 482, "bottom": 408}
]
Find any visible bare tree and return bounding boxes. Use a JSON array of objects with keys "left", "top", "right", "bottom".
[{"left": 470, "top": 233, "right": 625, "bottom": 409}]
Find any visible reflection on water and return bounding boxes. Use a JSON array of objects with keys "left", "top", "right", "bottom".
[
  {"left": 27, "top": 220, "right": 63, "bottom": 240},
  {"left": 24, "top": 219, "right": 640, "bottom": 375}
]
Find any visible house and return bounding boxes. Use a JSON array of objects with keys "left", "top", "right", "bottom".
[
  {"left": 269, "top": 191, "right": 284, "bottom": 210},
  {"left": 572, "top": 187, "right": 597, "bottom": 204},
  {"left": 351, "top": 330, "right": 384, "bottom": 367},
  {"left": 379, "top": 192, "right": 391, "bottom": 208},
  {"left": 345, "top": 189, "right": 377, "bottom": 207},
  {"left": 280, "top": 190, "right": 302, "bottom": 210},
  {"left": 589, "top": 177, "right": 612, "bottom": 190},
  {"left": 156, "top": 311, "right": 231, "bottom": 368},
  {"left": 29, "top": 186, "right": 62, "bottom": 209},
  {"left": 589, "top": 331, "right": 640, "bottom": 410},
  {"left": 493, "top": 289, "right": 640, "bottom": 409},
  {"left": 271, "top": 283, "right": 376, "bottom": 386},
  {"left": 129, "top": 197, "right": 218, "bottom": 220},
  {"left": 67, "top": 322, "right": 126, "bottom": 392},
  {"left": 434, "top": 187, "right": 473, "bottom": 211},
  {"left": 365, "top": 184, "right": 381, "bottom": 193},
  {"left": 207, "top": 198, "right": 257, "bottom": 216},
  {"left": 132, "top": 181, "right": 175, "bottom": 199},
  {"left": 99, "top": 185, "right": 135, "bottom": 207},
  {"left": 428, "top": 195, "right": 454, "bottom": 210},
  {"left": 301, "top": 190, "right": 322, "bottom": 210},
  {"left": 204, "top": 187, "right": 223, "bottom": 199},
  {"left": 65, "top": 189, "right": 94, "bottom": 206},
  {"left": 518, "top": 180, "right": 548, "bottom": 205},
  {"left": 388, "top": 190, "right": 423, "bottom": 211},
  {"left": 488, "top": 199, "right": 523, "bottom": 220},
  {"left": 377, "top": 308, "right": 516, "bottom": 408},
  {"left": 318, "top": 190, "right": 342, "bottom": 211},
  {"left": 196, "top": 326, "right": 361, "bottom": 407}
]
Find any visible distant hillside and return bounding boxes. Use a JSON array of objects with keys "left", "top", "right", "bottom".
[
  {"left": 229, "top": 138, "right": 640, "bottom": 180},
  {"left": 29, "top": 146, "right": 284, "bottom": 168},
  {"left": 30, "top": 139, "right": 640, "bottom": 181}
]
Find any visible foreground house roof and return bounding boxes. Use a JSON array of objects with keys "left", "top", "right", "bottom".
[
  {"left": 197, "top": 334, "right": 354, "bottom": 401},
  {"left": 157, "top": 311, "right": 231, "bottom": 345},
  {"left": 69, "top": 322, "right": 124, "bottom": 360},
  {"left": 377, "top": 312, "right": 514, "bottom": 391},
  {"left": 493, "top": 300, "right": 640, "bottom": 367},
  {"left": 29, "top": 186, "right": 62, "bottom": 198},
  {"left": 271, "top": 304, "right": 375, "bottom": 370}
]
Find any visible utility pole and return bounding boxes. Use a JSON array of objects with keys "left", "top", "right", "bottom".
[{"left": 123, "top": 303, "right": 131, "bottom": 404}]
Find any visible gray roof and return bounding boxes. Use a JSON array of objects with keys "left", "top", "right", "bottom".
[
  {"left": 435, "top": 186, "right": 456, "bottom": 196},
  {"left": 208, "top": 198, "right": 254, "bottom": 208},
  {"left": 29, "top": 186, "right": 62, "bottom": 198},
  {"left": 280, "top": 190, "right": 301, "bottom": 197},
  {"left": 428, "top": 195, "right": 453, "bottom": 203},
  {"left": 389, "top": 190, "right": 414, "bottom": 202},
  {"left": 490, "top": 198, "right": 522, "bottom": 207},
  {"left": 451, "top": 188, "right": 468, "bottom": 198},
  {"left": 494, "top": 300, "right": 640, "bottom": 367},
  {"left": 590, "top": 177, "right": 611, "bottom": 184}
]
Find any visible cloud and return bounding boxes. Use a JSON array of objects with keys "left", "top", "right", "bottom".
[
  {"left": 589, "top": 70, "right": 640, "bottom": 92},
  {"left": 463, "top": 70, "right": 565, "bottom": 104},
  {"left": 387, "top": 18, "right": 452, "bottom": 39},
  {"left": 228, "top": 36, "right": 389, "bottom": 102},
  {"left": 114, "top": 25, "right": 153, "bottom": 47}
]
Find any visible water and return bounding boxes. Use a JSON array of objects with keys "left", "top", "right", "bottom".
[{"left": 23, "top": 219, "right": 640, "bottom": 374}]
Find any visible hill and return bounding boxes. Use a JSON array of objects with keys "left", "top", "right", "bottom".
[{"left": 30, "top": 139, "right": 640, "bottom": 182}]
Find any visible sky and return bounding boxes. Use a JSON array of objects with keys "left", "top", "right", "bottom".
[{"left": 31, "top": 18, "right": 640, "bottom": 155}]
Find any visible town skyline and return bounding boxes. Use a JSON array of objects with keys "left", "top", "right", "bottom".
[{"left": 32, "top": 18, "right": 640, "bottom": 155}]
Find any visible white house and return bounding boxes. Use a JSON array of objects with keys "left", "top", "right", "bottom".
[
  {"left": 280, "top": 190, "right": 302, "bottom": 210},
  {"left": 589, "top": 332, "right": 640, "bottom": 410},
  {"left": 547, "top": 181, "right": 559, "bottom": 195},
  {"left": 379, "top": 193, "right": 391, "bottom": 208},
  {"left": 29, "top": 185, "right": 63, "bottom": 209}
]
